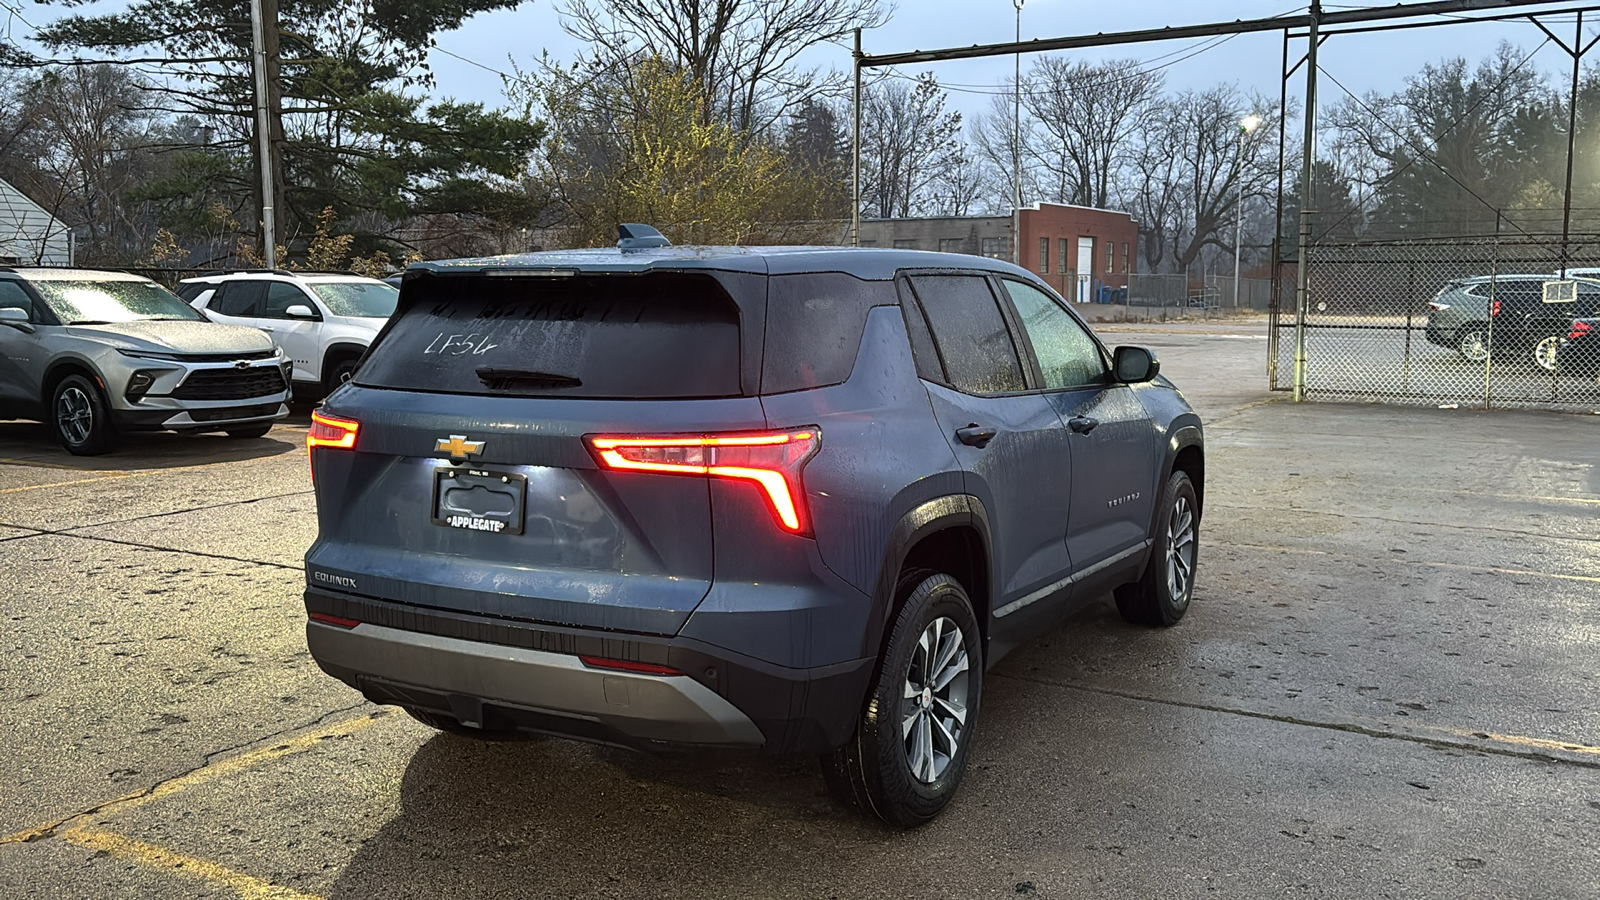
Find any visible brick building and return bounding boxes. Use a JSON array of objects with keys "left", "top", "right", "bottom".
[{"left": 848, "top": 202, "right": 1138, "bottom": 303}]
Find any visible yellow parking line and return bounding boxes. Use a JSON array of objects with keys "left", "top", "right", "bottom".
[
  {"left": 61, "top": 827, "right": 322, "bottom": 900},
  {"left": 0, "top": 473, "right": 135, "bottom": 495},
  {"left": 1, "top": 712, "right": 379, "bottom": 845}
]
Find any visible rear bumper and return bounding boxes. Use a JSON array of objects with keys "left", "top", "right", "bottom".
[{"left": 304, "top": 588, "right": 874, "bottom": 754}]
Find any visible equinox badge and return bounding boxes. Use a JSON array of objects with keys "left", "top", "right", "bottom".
[{"left": 436, "top": 435, "right": 486, "bottom": 459}]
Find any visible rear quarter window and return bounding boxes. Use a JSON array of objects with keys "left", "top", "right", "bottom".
[
  {"left": 356, "top": 272, "right": 744, "bottom": 399},
  {"left": 761, "top": 273, "right": 897, "bottom": 394}
]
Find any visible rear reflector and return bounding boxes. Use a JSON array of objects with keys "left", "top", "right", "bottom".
[
  {"left": 308, "top": 410, "right": 359, "bottom": 450},
  {"left": 586, "top": 429, "right": 821, "bottom": 535},
  {"left": 1491, "top": 299, "right": 1502, "bottom": 317},
  {"left": 578, "top": 655, "right": 682, "bottom": 676},
  {"left": 1570, "top": 321, "right": 1593, "bottom": 340},
  {"left": 309, "top": 612, "right": 360, "bottom": 628}
]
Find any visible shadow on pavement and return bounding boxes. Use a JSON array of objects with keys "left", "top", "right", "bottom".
[
  {"left": 0, "top": 402, "right": 315, "bottom": 472},
  {"left": 326, "top": 732, "right": 891, "bottom": 899}
]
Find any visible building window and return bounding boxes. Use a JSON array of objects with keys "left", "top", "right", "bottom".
[
  {"left": 938, "top": 238, "right": 962, "bottom": 254},
  {"left": 893, "top": 239, "right": 917, "bottom": 250},
  {"left": 1058, "top": 238, "right": 1068, "bottom": 274},
  {"left": 980, "top": 237, "right": 1006, "bottom": 260},
  {"left": 1039, "top": 237, "right": 1049, "bottom": 274},
  {"left": 1106, "top": 241, "right": 1114, "bottom": 273},
  {"left": 1122, "top": 242, "right": 1130, "bottom": 273}
]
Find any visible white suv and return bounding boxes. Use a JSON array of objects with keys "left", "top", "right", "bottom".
[{"left": 177, "top": 272, "right": 399, "bottom": 395}]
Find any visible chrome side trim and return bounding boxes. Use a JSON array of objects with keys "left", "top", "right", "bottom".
[{"left": 992, "top": 539, "right": 1152, "bottom": 619}]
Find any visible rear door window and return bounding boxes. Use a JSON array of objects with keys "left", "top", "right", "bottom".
[
  {"left": 905, "top": 274, "right": 1026, "bottom": 394},
  {"left": 356, "top": 272, "right": 744, "bottom": 398},
  {"left": 214, "top": 281, "right": 266, "bottom": 317}
]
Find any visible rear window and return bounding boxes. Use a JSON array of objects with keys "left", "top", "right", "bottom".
[{"left": 356, "top": 272, "right": 743, "bottom": 398}]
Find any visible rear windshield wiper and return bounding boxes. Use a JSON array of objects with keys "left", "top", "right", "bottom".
[{"left": 475, "top": 367, "right": 583, "bottom": 390}]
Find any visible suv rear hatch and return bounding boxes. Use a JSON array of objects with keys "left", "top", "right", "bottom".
[{"left": 305, "top": 268, "right": 770, "bottom": 636}]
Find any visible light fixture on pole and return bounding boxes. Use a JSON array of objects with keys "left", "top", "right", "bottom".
[{"left": 1233, "top": 114, "right": 1262, "bottom": 309}]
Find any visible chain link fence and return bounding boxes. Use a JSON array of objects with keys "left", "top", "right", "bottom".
[{"left": 1270, "top": 237, "right": 1600, "bottom": 410}]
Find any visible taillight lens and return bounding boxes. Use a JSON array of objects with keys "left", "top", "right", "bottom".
[
  {"left": 1570, "top": 320, "right": 1593, "bottom": 340},
  {"left": 1491, "top": 300, "right": 1502, "bottom": 317},
  {"left": 308, "top": 410, "right": 359, "bottom": 451},
  {"left": 1427, "top": 301, "right": 1449, "bottom": 311},
  {"left": 587, "top": 429, "right": 821, "bottom": 535}
]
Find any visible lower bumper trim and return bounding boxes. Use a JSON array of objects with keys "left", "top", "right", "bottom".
[{"left": 308, "top": 622, "right": 766, "bottom": 748}]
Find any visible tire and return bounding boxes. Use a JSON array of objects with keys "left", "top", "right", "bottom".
[
  {"left": 224, "top": 424, "right": 274, "bottom": 439},
  {"left": 821, "top": 572, "right": 982, "bottom": 828},
  {"left": 1456, "top": 324, "right": 1491, "bottom": 363},
  {"left": 324, "top": 358, "right": 359, "bottom": 393},
  {"left": 402, "top": 706, "right": 537, "bottom": 742},
  {"left": 1532, "top": 335, "right": 1563, "bottom": 373},
  {"left": 51, "top": 374, "right": 115, "bottom": 455},
  {"left": 1115, "top": 469, "right": 1199, "bottom": 627}
]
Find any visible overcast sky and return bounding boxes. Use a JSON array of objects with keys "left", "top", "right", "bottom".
[{"left": 418, "top": 0, "right": 1596, "bottom": 122}]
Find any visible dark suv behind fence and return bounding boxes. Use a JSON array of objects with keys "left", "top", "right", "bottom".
[{"left": 302, "top": 234, "right": 1204, "bottom": 826}]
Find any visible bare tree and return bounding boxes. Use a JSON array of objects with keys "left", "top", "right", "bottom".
[
  {"left": 1126, "top": 86, "right": 1277, "bottom": 272},
  {"left": 970, "top": 88, "right": 1039, "bottom": 213},
  {"left": 1024, "top": 57, "right": 1162, "bottom": 209},
  {"left": 557, "top": 0, "right": 891, "bottom": 134},
  {"left": 858, "top": 74, "right": 962, "bottom": 218}
]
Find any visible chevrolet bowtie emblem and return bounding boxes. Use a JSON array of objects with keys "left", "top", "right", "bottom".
[{"left": 436, "top": 435, "right": 485, "bottom": 459}]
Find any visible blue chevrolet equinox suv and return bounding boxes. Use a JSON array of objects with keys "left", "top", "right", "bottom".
[{"left": 303, "top": 227, "right": 1204, "bottom": 826}]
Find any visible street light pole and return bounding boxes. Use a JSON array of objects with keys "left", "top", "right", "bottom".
[
  {"left": 1234, "top": 114, "right": 1262, "bottom": 309},
  {"left": 1012, "top": 0, "right": 1024, "bottom": 265}
]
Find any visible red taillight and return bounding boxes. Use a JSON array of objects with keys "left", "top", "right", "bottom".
[
  {"left": 578, "top": 656, "right": 682, "bottom": 676},
  {"left": 1491, "top": 299, "right": 1502, "bottom": 317},
  {"left": 309, "top": 612, "right": 360, "bottom": 628},
  {"left": 1570, "top": 321, "right": 1593, "bottom": 340},
  {"left": 308, "top": 410, "right": 359, "bottom": 451},
  {"left": 586, "top": 429, "right": 821, "bottom": 535}
]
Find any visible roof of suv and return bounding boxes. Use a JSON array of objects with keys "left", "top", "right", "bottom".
[
  {"left": 4, "top": 267, "right": 155, "bottom": 282},
  {"left": 411, "top": 246, "right": 1036, "bottom": 281}
]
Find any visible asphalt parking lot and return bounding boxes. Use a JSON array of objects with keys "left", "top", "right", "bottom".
[{"left": 2, "top": 324, "right": 1598, "bottom": 899}]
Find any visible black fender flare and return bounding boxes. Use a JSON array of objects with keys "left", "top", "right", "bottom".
[
  {"left": 862, "top": 493, "right": 994, "bottom": 661},
  {"left": 1157, "top": 419, "right": 1205, "bottom": 527},
  {"left": 321, "top": 342, "right": 369, "bottom": 381}
]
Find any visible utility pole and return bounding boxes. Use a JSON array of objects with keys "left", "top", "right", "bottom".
[
  {"left": 1292, "top": 1, "right": 1320, "bottom": 402},
  {"left": 852, "top": 28, "right": 862, "bottom": 248},
  {"left": 1012, "top": 0, "right": 1024, "bottom": 265},
  {"left": 249, "top": 0, "right": 282, "bottom": 268}
]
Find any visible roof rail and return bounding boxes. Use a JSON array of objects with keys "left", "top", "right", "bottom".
[{"left": 617, "top": 223, "right": 671, "bottom": 251}]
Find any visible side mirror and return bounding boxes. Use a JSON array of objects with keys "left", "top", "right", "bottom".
[
  {"left": 0, "top": 307, "right": 34, "bottom": 332},
  {"left": 1114, "top": 346, "right": 1160, "bottom": 383},
  {"left": 284, "top": 304, "right": 317, "bottom": 319}
]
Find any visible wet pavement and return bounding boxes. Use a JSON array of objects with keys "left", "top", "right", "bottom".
[{"left": 2, "top": 323, "right": 1598, "bottom": 898}]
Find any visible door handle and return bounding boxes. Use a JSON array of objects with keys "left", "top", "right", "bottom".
[
  {"left": 1068, "top": 416, "right": 1099, "bottom": 435},
  {"left": 955, "top": 424, "right": 997, "bottom": 448}
]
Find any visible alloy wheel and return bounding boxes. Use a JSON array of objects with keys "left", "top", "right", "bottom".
[
  {"left": 1166, "top": 495, "right": 1196, "bottom": 603},
  {"left": 1534, "top": 336, "right": 1562, "bottom": 373},
  {"left": 1458, "top": 329, "right": 1490, "bottom": 363},
  {"left": 901, "top": 616, "right": 970, "bottom": 784},
  {"left": 56, "top": 386, "right": 93, "bottom": 446}
]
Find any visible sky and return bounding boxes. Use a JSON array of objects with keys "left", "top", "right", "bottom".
[
  {"left": 416, "top": 0, "right": 1598, "bottom": 123},
  {"left": 5, "top": 0, "right": 1594, "bottom": 123}
]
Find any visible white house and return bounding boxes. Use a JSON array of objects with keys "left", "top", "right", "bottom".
[{"left": 0, "top": 177, "right": 74, "bottom": 266}]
